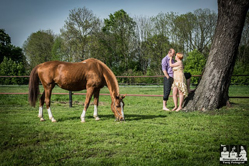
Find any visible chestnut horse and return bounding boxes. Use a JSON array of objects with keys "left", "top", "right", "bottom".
[{"left": 29, "top": 58, "right": 126, "bottom": 122}]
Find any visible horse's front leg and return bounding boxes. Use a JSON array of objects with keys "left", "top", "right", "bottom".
[
  {"left": 81, "top": 87, "right": 94, "bottom": 123},
  {"left": 93, "top": 89, "right": 100, "bottom": 121}
]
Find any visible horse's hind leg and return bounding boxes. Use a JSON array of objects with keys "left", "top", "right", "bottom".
[
  {"left": 38, "top": 91, "right": 45, "bottom": 121},
  {"left": 44, "top": 84, "right": 56, "bottom": 122},
  {"left": 93, "top": 89, "right": 100, "bottom": 121}
]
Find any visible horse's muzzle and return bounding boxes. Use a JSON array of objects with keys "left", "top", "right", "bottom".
[{"left": 116, "top": 117, "right": 125, "bottom": 122}]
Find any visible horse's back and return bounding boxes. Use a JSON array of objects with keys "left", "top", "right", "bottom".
[
  {"left": 37, "top": 61, "right": 74, "bottom": 79},
  {"left": 36, "top": 60, "right": 106, "bottom": 91}
]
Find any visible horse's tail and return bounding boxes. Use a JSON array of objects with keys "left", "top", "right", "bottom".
[{"left": 29, "top": 66, "right": 40, "bottom": 107}]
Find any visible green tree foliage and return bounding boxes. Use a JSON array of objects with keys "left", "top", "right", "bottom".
[
  {"left": 0, "top": 29, "right": 11, "bottom": 45},
  {"left": 0, "top": 29, "right": 28, "bottom": 85},
  {"left": 231, "top": 12, "right": 249, "bottom": 85},
  {"left": 0, "top": 29, "right": 26, "bottom": 64},
  {"left": 0, "top": 57, "right": 27, "bottom": 84},
  {"left": 0, "top": 29, "right": 11, "bottom": 63},
  {"left": 23, "top": 30, "right": 54, "bottom": 70},
  {"left": 17, "top": 8, "right": 248, "bottom": 85},
  {"left": 232, "top": 61, "right": 249, "bottom": 85},
  {"left": 144, "top": 34, "right": 171, "bottom": 74},
  {"left": 51, "top": 36, "right": 66, "bottom": 61},
  {"left": 184, "top": 49, "right": 207, "bottom": 84},
  {"left": 148, "top": 13, "right": 178, "bottom": 74},
  {"left": 102, "top": 9, "right": 137, "bottom": 75}
]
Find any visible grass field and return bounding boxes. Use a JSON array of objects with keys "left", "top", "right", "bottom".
[{"left": 0, "top": 85, "right": 249, "bottom": 165}]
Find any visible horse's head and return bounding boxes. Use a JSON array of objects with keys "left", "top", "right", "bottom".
[{"left": 111, "top": 94, "right": 126, "bottom": 121}]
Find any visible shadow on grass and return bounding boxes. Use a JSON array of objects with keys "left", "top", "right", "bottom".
[
  {"left": 56, "top": 115, "right": 115, "bottom": 122},
  {"left": 125, "top": 114, "right": 167, "bottom": 121},
  {"left": 56, "top": 114, "right": 167, "bottom": 122},
  {"left": 89, "top": 114, "right": 167, "bottom": 121}
]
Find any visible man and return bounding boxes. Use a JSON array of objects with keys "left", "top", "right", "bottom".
[
  {"left": 161, "top": 48, "right": 175, "bottom": 111},
  {"left": 221, "top": 146, "right": 229, "bottom": 159}
]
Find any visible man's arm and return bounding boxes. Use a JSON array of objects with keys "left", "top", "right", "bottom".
[
  {"left": 162, "top": 57, "right": 169, "bottom": 79},
  {"left": 163, "top": 70, "right": 169, "bottom": 79}
]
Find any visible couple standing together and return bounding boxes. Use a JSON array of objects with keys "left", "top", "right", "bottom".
[{"left": 162, "top": 48, "right": 188, "bottom": 112}]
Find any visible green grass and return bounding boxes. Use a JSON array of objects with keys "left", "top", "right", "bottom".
[{"left": 0, "top": 85, "right": 249, "bottom": 165}]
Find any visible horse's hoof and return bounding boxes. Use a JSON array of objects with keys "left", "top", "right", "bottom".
[
  {"left": 40, "top": 118, "right": 45, "bottom": 122},
  {"left": 81, "top": 118, "right": 85, "bottom": 123},
  {"left": 50, "top": 118, "right": 56, "bottom": 122},
  {"left": 95, "top": 117, "right": 100, "bottom": 121}
]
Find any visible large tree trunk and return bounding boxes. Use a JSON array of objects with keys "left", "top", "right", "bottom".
[{"left": 183, "top": 0, "right": 249, "bottom": 111}]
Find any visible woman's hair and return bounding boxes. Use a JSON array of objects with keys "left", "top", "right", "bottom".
[{"left": 176, "top": 53, "right": 183, "bottom": 60}]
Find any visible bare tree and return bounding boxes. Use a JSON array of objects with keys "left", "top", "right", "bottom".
[
  {"left": 183, "top": 0, "right": 249, "bottom": 111},
  {"left": 133, "top": 15, "right": 153, "bottom": 73},
  {"left": 174, "top": 9, "right": 217, "bottom": 55},
  {"left": 60, "top": 7, "right": 100, "bottom": 62}
]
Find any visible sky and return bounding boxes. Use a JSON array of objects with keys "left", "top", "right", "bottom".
[{"left": 0, "top": 0, "right": 218, "bottom": 47}]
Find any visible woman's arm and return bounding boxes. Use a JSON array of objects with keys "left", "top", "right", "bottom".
[{"left": 169, "top": 57, "right": 181, "bottom": 67}]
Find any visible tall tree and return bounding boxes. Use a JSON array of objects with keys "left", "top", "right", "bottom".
[
  {"left": 183, "top": 0, "right": 249, "bottom": 111},
  {"left": 23, "top": 30, "right": 54, "bottom": 70},
  {"left": 149, "top": 13, "right": 175, "bottom": 74},
  {"left": 174, "top": 9, "right": 217, "bottom": 55},
  {"left": 0, "top": 29, "right": 11, "bottom": 46},
  {"left": 0, "top": 30, "right": 27, "bottom": 85},
  {"left": 145, "top": 34, "right": 171, "bottom": 74},
  {"left": 151, "top": 12, "right": 171, "bottom": 37},
  {"left": 51, "top": 36, "right": 67, "bottom": 61},
  {"left": 0, "top": 29, "right": 25, "bottom": 64},
  {"left": 102, "top": 9, "right": 136, "bottom": 74},
  {"left": 60, "top": 7, "right": 100, "bottom": 62},
  {"left": 133, "top": 15, "right": 153, "bottom": 73}
]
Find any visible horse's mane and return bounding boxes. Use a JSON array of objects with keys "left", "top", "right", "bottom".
[{"left": 89, "top": 59, "right": 120, "bottom": 97}]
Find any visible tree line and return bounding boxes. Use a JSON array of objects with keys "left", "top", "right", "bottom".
[{"left": 1, "top": 7, "right": 248, "bottom": 85}]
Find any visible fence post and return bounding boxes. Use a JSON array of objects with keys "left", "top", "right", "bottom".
[{"left": 69, "top": 91, "right": 72, "bottom": 107}]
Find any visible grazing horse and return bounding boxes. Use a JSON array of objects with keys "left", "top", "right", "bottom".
[{"left": 28, "top": 58, "right": 126, "bottom": 122}]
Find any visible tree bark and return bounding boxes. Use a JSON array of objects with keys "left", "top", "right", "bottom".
[{"left": 183, "top": 0, "right": 249, "bottom": 111}]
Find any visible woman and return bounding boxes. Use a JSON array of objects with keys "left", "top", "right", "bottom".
[
  {"left": 169, "top": 53, "right": 188, "bottom": 111},
  {"left": 230, "top": 146, "right": 237, "bottom": 158},
  {"left": 239, "top": 146, "right": 247, "bottom": 159}
]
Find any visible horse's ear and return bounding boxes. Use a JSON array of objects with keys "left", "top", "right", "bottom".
[{"left": 121, "top": 94, "right": 127, "bottom": 99}]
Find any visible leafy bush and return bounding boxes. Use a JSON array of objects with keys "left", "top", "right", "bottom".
[
  {"left": 231, "top": 61, "right": 249, "bottom": 85},
  {"left": 183, "top": 50, "right": 206, "bottom": 85},
  {"left": 0, "top": 57, "right": 28, "bottom": 85}
]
